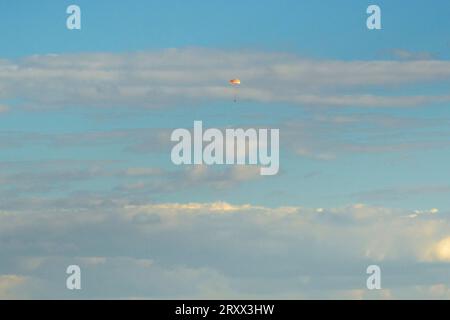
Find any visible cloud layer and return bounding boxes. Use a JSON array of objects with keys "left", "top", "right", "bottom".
[
  {"left": 2, "top": 48, "right": 450, "bottom": 109},
  {"left": 2, "top": 48, "right": 450, "bottom": 299},
  {"left": 1, "top": 198, "right": 450, "bottom": 299}
]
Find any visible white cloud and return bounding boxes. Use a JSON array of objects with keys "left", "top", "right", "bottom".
[
  {"left": 1, "top": 49, "right": 450, "bottom": 109},
  {"left": 425, "top": 236, "right": 450, "bottom": 262},
  {"left": 1, "top": 198, "right": 450, "bottom": 298}
]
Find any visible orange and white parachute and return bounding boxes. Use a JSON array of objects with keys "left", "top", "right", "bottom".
[{"left": 229, "top": 79, "right": 241, "bottom": 102}]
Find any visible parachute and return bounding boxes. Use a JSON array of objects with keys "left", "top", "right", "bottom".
[{"left": 229, "top": 79, "right": 241, "bottom": 102}]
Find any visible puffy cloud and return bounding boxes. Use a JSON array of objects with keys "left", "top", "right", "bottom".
[
  {"left": 426, "top": 237, "right": 450, "bottom": 262},
  {"left": 1, "top": 198, "right": 450, "bottom": 298}
]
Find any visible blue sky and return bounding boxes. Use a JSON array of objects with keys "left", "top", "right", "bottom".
[
  {"left": 2, "top": 0, "right": 450, "bottom": 59},
  {"left": 1, "top": 1, "right": 450, "bottom": 299}
]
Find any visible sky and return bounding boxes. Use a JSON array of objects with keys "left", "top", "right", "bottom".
[{"left": 1, "top": 0, "right": 450, "bottom": 299}]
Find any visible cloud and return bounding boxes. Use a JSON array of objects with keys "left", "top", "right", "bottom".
[
  {"left": 386, "top": 49, "right": 436, "bottom": 61},
  {"left": 0, "top": 275, "right": 29, "bottom": 299},
  {"left": 1, "top": 198, "right": 450, "bottom": 298},
  {"left": 1, "top": 49, "right": 450, "bottom": 109},
  {"left": 426, "top": 237, "right": 450, "bottom": 262},
  {"left": 0, "top": 104, "right": 8, "bottom": 113},
  {"left": 283, "top": 113, "right": 450, "bottom": 160},
  {"left": 0, "top": 166, "right": 110, "bottom": 195},
  {"left": 123, "top": 167, "right": 163, "bottom": 176},
  {"left": 0, "top": 157, "right": 264, "bottom": 210},
  {"left": 352, "top": 186, "right": 450, "bottom": 202},
  {"left": 115, "top": 165, "right": 263, "bottom": 195}
]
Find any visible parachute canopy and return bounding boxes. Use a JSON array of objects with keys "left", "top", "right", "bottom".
[{"left": 229, "top": 79, "right": 241, "bottom": 85}]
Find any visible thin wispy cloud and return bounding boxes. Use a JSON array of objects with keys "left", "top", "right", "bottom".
[{"left": 1, "top": 49, "right": 450, "bottom": 109}]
